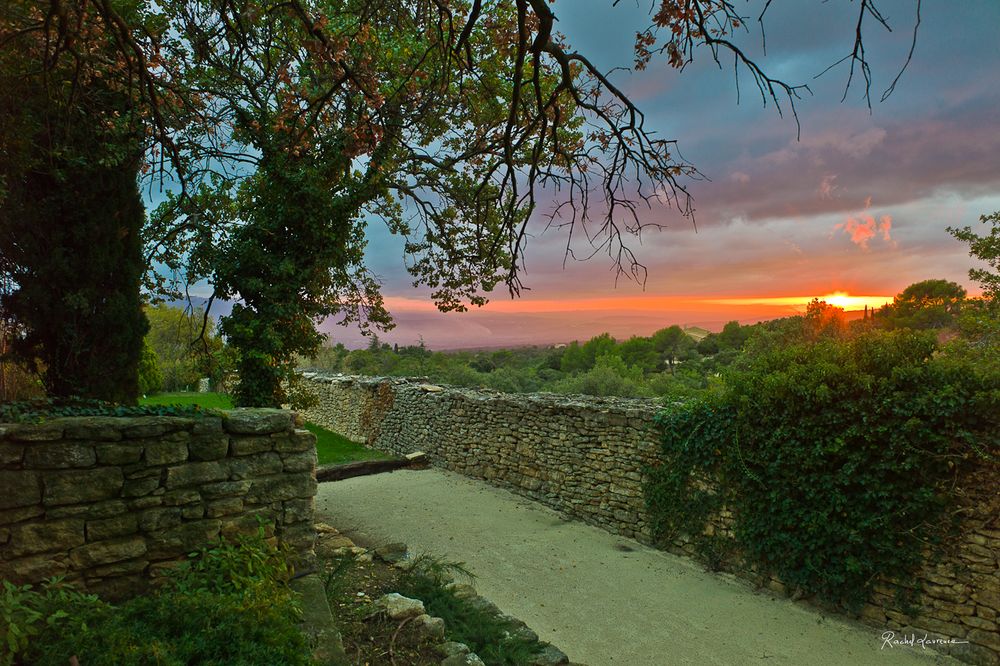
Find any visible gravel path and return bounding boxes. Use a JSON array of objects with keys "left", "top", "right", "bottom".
[{"left": 315, "top": 468, "right": 953, "bottom": 666}]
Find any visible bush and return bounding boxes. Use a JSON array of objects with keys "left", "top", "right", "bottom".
[
  {"left": 2, "top": 526, "right": 311, "bottom": 666},
  {"left": 645, "top": 329, "right": 1000, "bottom": 609}
]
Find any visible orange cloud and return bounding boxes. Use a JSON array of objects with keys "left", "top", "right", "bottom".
[{"left": 834, "top": 210, "right": 894, "bottom": 250}]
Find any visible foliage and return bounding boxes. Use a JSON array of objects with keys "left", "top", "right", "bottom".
[
  {"left": 137, "top": 339, "right": 164, "bottom": 395},
  {"left": 880, "top": 279, "right": 967, "bottom": 330},
  {"left": 397, "top": 558, "right": 544, "bottom": 666},
  {"left": 949, "top": 211, "right": 1000, "bottom": 300},
  {"left": 144, "top": 304, "right": 231, "bottom": 392},
  {"left": 0, "top": 0, "right": 149, "bottom": 404},
  {"left": 645, "top": 325, "right": 1000, "bottom": 610},
  {"left": 1, "top": 527, "right": 310, "bottom": 666},
  {"left": 0, "top": 397, "right": 216, "bottom": 424}
]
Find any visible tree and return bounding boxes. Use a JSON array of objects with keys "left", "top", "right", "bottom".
[
  {"left": 717, "top": 321, "right": 750, "bottom": 351},
  {"left": 652, "top": 326, "right": 693, "bottom": 374},
  {"left": 881, "top": 279, "right": 966, "bottom": 330},
  {"left": 4, "top": 0, "right": 922, "bottom": 405},
  {"left": 145, "top": 304, "right": 228, "bottom": 391},
  {"left": 0, "top": 0, "right": 156, "bottom": 403},
  {"left": 949, "top": 212, "right": 1000, "bottom": 301}
]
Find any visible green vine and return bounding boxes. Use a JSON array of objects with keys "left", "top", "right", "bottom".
[{"left": 644, "top": 329, "right": 999, "bottom": 610}]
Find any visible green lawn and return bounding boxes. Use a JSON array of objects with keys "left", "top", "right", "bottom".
[{"left": 139, "top": 392, "right": 389, "bottom": 466}]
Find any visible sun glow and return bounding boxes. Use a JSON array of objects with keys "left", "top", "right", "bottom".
[{"left": 705, "top": 293, "right": 894, "bottom": 311}]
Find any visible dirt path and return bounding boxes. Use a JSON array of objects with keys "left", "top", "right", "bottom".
[{"left": 315, "top": 469, "right": 953, "bottom": 666}]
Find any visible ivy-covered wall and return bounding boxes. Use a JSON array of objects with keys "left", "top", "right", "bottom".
[
  {"left": 302, "top": 374, "right": 999, "bottom": 665},
  {"left": 0, "top": 410, "right": 317, "bottom": 599}
]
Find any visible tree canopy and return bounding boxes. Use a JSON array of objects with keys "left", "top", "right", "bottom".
[{"left": 1, "top": 0, "right": 924, "bottom": 404}]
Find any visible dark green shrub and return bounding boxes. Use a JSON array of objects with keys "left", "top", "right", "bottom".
[{"left": 645, "top": 329, "right": 999, "bottom": 609}]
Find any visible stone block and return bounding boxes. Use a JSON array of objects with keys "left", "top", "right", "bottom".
[
  {"left": 91, "top": 557, "right": 148, "bottom": 578},
  {"left": 162, "top": 489, "right": 201, "bottom": 506},
  {"left": 87, "top": 514, "right": 139, "bottom": 541},
  {"left": 43, "top": 468, "right": 123, "bottom": 506},
  {"left": 145, "top": 519, "right": 221, "bottom": 559},
  {"left": 229, "top": 436, "right": 274, "bottom": 456},
  {"left": 281, "top": 449, "right": 317, "bottom": 473},
  {"left": 0, "top": 443, "right": 24, "bottom": 465},
  {"left": 128, "top": 495, "right": 163, "bottom": 510},
  {"left": 200, "top": 480, "right": 252, "bottom": 498},
  {"left": 221, "top": 514, "right": 272, "bottom": 539},
  {"left": 7, "top": 519, "right": 85, "bottom": 557},
  {"left": 165, "top": 461, "right": 228, "bottom": 488},
  {"left": 2, "top": 553, "right": 69, "bottom": 582},
  {"left": 120, "top": 416, "right": 194, "bottom": 439},
  {"left": 0, "top": 471, "right": 41, "bottom": 509},
  {"left": 145, "top": 440, "right": 189, "bottom": 466},
  {"left": 967, "top": 628, "right": 1000, "bottom": 652},
  {"left": 46, "top": 499, "right": 127, "bottom": 520},
  {"left": 229, "top": 452, "right": 283, "bottom": 480},
  {"left": 24, "top": 442, "right": 96, "bottom": 469},
  {"left": 122, "top": 477, "right": 161, "bottom": 498},
  {"left": 96, "top": 444, "right": 143, "bottom": 465},
  {"left": 223, "top": 409, "right": 294, "bottom": 435},
  {"left": 192, "top": 418, "right": 224, "bottom": 435},
  {"left": 139, "top": 507, "right": 183, "bottom": 532},
  {"left": 279, "top": 521, "right": 315, "bottom": 550},
  {"left": 247, "top": 474, "right": 317, "bottom": 504},
  {"left": 60, "top": 417, "right": 124, "bottom": 441},
  {"left": 275, "top": 430, "right": 315, "bottom": 453},
  {"left": 181, "top": 504, "right": 204, "bottom": 519},
  {"left": 282, "top": 498, "right": 313, "bottom": 525},
  {"left": 70, "top": 535, "right": 147, "bottom": 568},
  {"left": 205, "top": 498, "right": 243, "bottom": 518},
  {"left": 188, "top": 436, "right": 229, "bottom": 461},
  {"left": 6, "top": 425, "right": 64, "bottom": 441}
]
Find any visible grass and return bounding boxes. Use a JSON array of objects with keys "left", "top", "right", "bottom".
[{"left": 139, "top": 392, "right": 390, "bottom": 466}]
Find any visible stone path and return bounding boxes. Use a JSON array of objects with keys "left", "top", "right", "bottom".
[{"left": 315, "top": 469, "right": 955, "bottom": 666}]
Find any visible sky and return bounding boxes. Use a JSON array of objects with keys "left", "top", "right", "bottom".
[
  {"left": 175, "top": 1, "right": 1000, "bottom": 350},
  {"left": 323, "top": 0, "right": 1000, "bottom": 349}
]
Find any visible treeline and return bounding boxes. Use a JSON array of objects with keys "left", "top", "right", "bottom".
[{"left": 303, "top": 277, "right": 997, "bottom": 400}]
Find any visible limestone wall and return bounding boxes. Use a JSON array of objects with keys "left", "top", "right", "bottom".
[
  {"left": 301, "top": 374, "right": 661, "bottom": 540},
  {"left": 301, "top": 374, "right": 999, "bottom": 665},
  {"left": 0, "top": 409, "right": 317, "bottom": 599}
]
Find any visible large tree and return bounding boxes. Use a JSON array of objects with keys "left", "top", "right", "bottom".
[{"left": 0, "top": 0, "right": 150, "bottom": 403}]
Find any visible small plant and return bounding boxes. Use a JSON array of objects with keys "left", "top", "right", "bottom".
[{"left": 396, "top": 557, "right": 544, "bottom": 666}]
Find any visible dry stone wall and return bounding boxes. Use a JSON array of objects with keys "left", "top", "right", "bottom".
[
  {"left": 302, "top": 374, "right": 1000, "bottom": 665},
  {"left": 0, "top": 409, "right": 317, "bottom": 599},
  {"left": 301, "top": 374, "right": 661, "bottom": 540}
]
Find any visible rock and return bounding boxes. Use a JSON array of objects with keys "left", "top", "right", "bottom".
[
  {"left": 376, "top": 593, "right": 425, "bottom": 620},
  {"left": 23, "top": 443, "right": 96, "bottom": 468},
  {"left": 229, "top": 436, "right": 274, "bottom": 456},
  {"left": 164, "top": 461, "right": 228, "bottom": 488},
  {"left": 144, "top": 440, "right": 189, "bottom": 465},
  {"left": 223, "top": 409, "right": 294, "bottom": 435},
  {"left": 96, "top": 444, "right": 141, "bottom": 468},
  {"left": 375, "top": 542, "right": 408, "bottom": 564},
  {"left": 246, "top": 474, "right": 317, "bottom": 503},
  {"left": 418, "top": 384, "right": 445, "bottom": 392},
  {"left": 188, "top": 436, "right": 229, "bottom": 461},
  {"left": 415, "top": 613, "right": 446, "bottom": 639},
  {"left": 316, "top": 535, "right": 356, "bottom": 558},
  {"left": 405, "top": 451, "right": 429, "bottom": 464},
  {"left": 43, "top": 468, "right": 123, "bottom": 506},
  {"left": 437, "top": 642, "right": 471, "bottom": 658},
  {"left": 229, "top": 452, "right": 283, "bottom": 480},
  {"left": 69, "top": 535, "right": 147, "bottom": 568},
  {"left": 314, "top": 522, "right": 340, "bottom": 535},
  {"left": 8, "top": 519, "right": 85, "bottom": 557},
  {"left": 529, "top": 644, "right": 570, "bottom": 665},
  {"left": 291, "top": 574, "right": 348, "bottom": 666},
  {"left": 441, "top": 654, "right": 486, "bottom": 666},
  {"left": 0, "top": 471, "right": 41, "bottom": 509}
]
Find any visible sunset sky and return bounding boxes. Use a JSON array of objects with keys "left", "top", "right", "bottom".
[
  {"left": 182, "top": 2, "right": 1000, "bottom": 350},
  {"left": 321, "top": 1, "right": 999, "bottom": 348}
]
